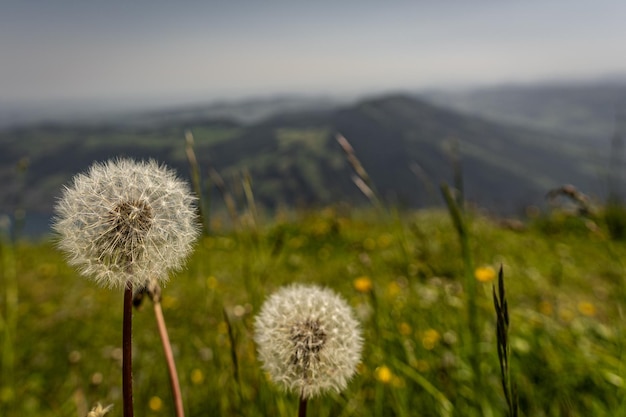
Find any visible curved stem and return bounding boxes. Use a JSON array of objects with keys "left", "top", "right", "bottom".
[
  {"left": 123, "top": 284, "right": 134, "bottom": 417},
  {"left": 153, "top": 299, "right": 185, "bottom": 417}
]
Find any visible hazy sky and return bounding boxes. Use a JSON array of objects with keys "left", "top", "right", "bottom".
[{"left": 3, "top": 1, "right": 626, "bottom": 104}]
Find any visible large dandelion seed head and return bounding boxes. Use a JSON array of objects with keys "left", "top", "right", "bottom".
[
  {"left": 254, "top": 284, "right": 363, "bottom": 399},
  {"left": 53, "top": 158, "right": 200, "bottom": 289}
]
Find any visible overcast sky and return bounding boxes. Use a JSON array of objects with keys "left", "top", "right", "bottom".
[{"left": 3, "top": 1, "right": 626, "bottom": 104}]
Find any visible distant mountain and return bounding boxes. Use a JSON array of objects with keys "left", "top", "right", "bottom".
[
  {"left": 0, "top": 95, "right": 344, "bottom": 130},
  {"left": 422, "top": 80, "right": 626, "bottom": 141},
  {"left": 0, "top": 94, "right": 611, "bottom": 234}
]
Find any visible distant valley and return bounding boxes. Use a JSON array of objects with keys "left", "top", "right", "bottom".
[{"left": 1, "top": 82, "right": 622, "bottom": 235}]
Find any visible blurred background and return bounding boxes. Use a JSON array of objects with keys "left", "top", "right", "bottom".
[{"left": 2, "top": 0, "right": 626, "bottom": 234}]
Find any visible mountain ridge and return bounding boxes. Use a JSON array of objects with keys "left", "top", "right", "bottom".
[{"left": 0, "top": 93, "right": 611, "bottom": 233}]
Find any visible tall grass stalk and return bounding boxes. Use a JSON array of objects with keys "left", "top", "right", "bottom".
[
  {"left": 440, "top": 184, "right": 481, "bottom": 398},
  {"left": 185, "top": 131, "right": 210, "bottom": 235},
  {"left": 210, "top": 168, "right": 240, "bottom": 229},
  {"left": 242, "top": 168, "right": 258, "bottom": 230},
  {"left": 492, "top": 266, "right": 519, "bottom": 417},
  {"left": 336, "top": 134, "right": 382, "bottom": 210},
  {"left": 392, "top": 358, "right": 454, "bottom": 417},
  {"left": 222, "top": 307, "right": 240, "bottom": 385}
]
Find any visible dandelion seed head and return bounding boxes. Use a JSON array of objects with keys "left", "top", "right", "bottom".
[
  {"left": 54, "top": 158, "right": 199, "bottom": 289},
  {"left": 254, "top": 284, "right": 363, "bottom": 399}
]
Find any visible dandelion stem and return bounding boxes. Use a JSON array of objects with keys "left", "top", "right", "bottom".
[
  {"left": 153, "top": 297, "right": 185, "bottom": 417},
  {"left": 298, "top": 395, "right": 307, "bottom": 417},
  {"left": 123, "top": 284, "right": 134, "bottom": 417}
]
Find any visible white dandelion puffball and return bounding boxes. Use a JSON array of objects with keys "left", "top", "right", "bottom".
[
  {"left": 254, "top": 284, "right": 363, "bottom": 399},
  {"left": 54, "top": 158, "right": 199, "bottom": 289}
]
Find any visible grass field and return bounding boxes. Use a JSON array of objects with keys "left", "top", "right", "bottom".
[{"left": 1, "top": 206, "right": 626, "bottom": 416}]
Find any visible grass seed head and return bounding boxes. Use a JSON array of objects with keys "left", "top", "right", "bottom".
[
  {"left": 254, "top": 284, "right": 363, "bottom": 399},
  {"left": 53, "top": 158, "right": 199, "bottom": 289}
]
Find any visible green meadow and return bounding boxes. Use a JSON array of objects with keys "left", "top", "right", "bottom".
[{"left": 1, "top": 204, "right": 626, "bottom": 417}]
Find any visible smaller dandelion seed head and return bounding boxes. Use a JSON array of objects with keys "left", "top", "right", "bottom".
[
  {"left": 254, "top": 284, "right": 363, "bottom": 399},
  {"left": 53, "top": 158, "right": 200, "bottom": 289}
]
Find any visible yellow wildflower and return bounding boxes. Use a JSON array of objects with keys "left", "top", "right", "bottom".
[
  {"left": 416, "top": 360, "right": 430, "bottom": 372},
  {"left": 421, "top": 329, "right": 441, "bottom": 350},
  {"left": 288, "top": 236, "right": 306, "bottom": 249},
  {"left": 162, "top": 295, "right": 178, "bottom": 309},
  {"left": 398, "top": 322, "right": 412, "bottom": 336},
  {"left": 377, "top": 233, "right": 393, "bottom": 249},
  {"left": 363, "top": 237, "right": 376, "bottom": 251},
  {"left": 387, "top": 281, "right": 401, "bottom": 298},
  {"left": 149, "top": 396, "right": 163, "bottom": 411},
  {"left": 191, "top": 368, "right": 204, "bottom": 385},
  {"left": 217, "top": 321, "right": 229, "bottom": 334},
  {"left": 559, "top": 307, "right": 575, "bottom": 323},
  {"left": 475, "top": 266, "right": 496, "bottom": 282},
  {"left": 538, "top": 300, "right": 553, "bottom": 315},
  {"left": 206, "top": 276, "right": 218, "bottom": 290},
  {"left": 313, "top": 220, "right": 330, "bottom": 236},
  {"left": 375, "top": 365, "right": 393, "bottom": 384},
  {"left": 354, "top": 276, "right": 373, "bottom": 293},
  {"left": 578, "top": 301, "right": 596, "bottom": 317},
  {"left": 392, "top": 376, "right": 406, "bottom": 388}
]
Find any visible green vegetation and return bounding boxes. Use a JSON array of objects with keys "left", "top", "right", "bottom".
[
  {"left": 1, "top": 89, "right": 623, "bottom": 416},
  {"left": 1, "top": 206, "right": 626, "bottom": 416}
]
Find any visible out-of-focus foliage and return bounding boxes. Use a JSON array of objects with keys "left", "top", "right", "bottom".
[{"left": 2, "top": 207, "right": 626, "bottom": 416}]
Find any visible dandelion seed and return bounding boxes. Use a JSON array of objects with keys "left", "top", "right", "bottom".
[
  {"left": 53, "top": 158, "right": 199, "bottom": 289},
  {"left": 254, "top": 284, "right": 363, "bottom": 400},
  {"left": 87, "top": 403, "right": 113, "bottom": 417}
]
